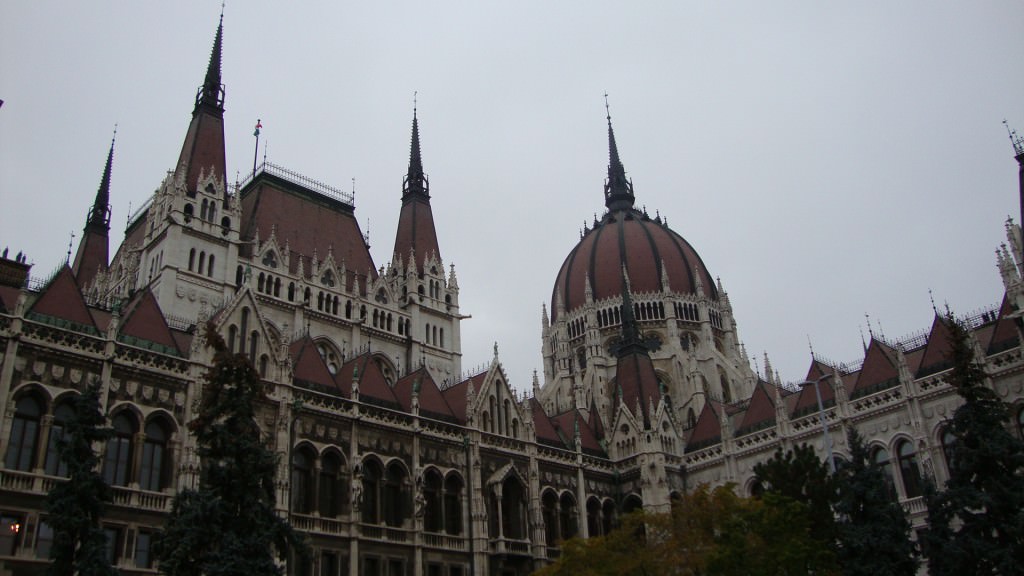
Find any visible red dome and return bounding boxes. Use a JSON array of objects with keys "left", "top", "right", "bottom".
[{"left": 551, "top": 208, "right": 717, "bottom": 322}]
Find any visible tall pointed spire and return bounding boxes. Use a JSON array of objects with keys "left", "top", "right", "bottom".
[
  {"left": 73, "top": 131, "right": 116, "bottom": 286},
  {"left": 403, "top": 95, "right": 429, "bottom": 199},
  {"left": 174, "top": 14, "right": 228, "bottom": 197},
  {"left": 196, "top": 12, "right": 225, "bottom": 114},
  {"left": 87, "top": 130, "right": 115, "bottom": 232},
  {"left": 393, "top": 101, "right": 442, "bottom": 271},
  {"left": 603, "top": 94, "right": 635, "bottom": 211}
]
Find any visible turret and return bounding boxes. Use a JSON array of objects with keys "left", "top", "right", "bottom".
[{"left": 392, "top": 105, "right": 442, "bottom": 273}]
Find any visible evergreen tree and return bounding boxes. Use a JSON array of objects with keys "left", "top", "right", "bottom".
[
  {"left": 924, "top": 313, "right": 1024, "bottom": 575},
  {"left": 158, "top": 324, "right": 306, "bottom": 576},
  {"left": 834, "top": 427, "right": 918, "bottom": 576},
  {"left": 753, "top": 443, "right": 839, "bottom": 553},
  {"left": 43, "top": 380, "right": 118, "bottom": 576}
]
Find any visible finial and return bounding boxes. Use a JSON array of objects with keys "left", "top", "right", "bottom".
[
  {"left": 604, "top": 92, "right": 611, "bottom": 123},
  {"left": 929, "top": 288, "right": 938, "bottom": 314},
  {"left": 807, "top": 334, "right": 815, "bottom": 359},
  {"left": 1004, "top": 119, "right": 1024, "bottom": 157},
  {"left": 414, "top": 90, "right": 418, "bottom": 115},
  {"left": 66, "top": 232, "right": 75, "bottom": 264}
]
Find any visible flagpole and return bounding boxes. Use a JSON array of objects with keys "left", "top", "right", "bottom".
[{"left": 252, "top": 119, "right": 262, "bottom": 176}]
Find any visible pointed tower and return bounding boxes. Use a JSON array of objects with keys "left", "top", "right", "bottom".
[
  {"left": 603, "top": 102, "right": 635, "bottom": 212},
  {"left": 175, "top": 15, "right": 227, "bottom": 198},
  {"left": 72, "top": 135, "right": 114, "bottom": 288},
  {"left": 392, "top": 106, "right": 442, "bottom": 272}
]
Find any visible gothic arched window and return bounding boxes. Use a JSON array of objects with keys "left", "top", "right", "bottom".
[
  {"left": 5, "top": 395, "right": 42, "bottom": 471},
  {"left": 104, "top": 413, "right": 136, "bottom": 487},
  {"left": 45, "top": 401, "right": 76, "bottom": 476},
  {"left": 140, "top": 419, "right": 170, "bottom": 491},
  {"left": 896, "top": 439, "right": 922, "bottom": 498}
]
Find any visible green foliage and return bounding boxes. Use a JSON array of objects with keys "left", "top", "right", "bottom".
[
  {"left": 534, "top": 484, "right": 837, "bottom": 576},
  {"left": 753, "top": 442, "right": 839, "bottom": 551},
  {"left": 158, "top": 323, "right": 307, "bottom": 576},
  {"left": 924, "top": 313, "right": 1024, "bottom": 575},
  {"left": 43, "top": 380, "right": 117, "bottom": 576},
  {"left": 834, "top": 427, "right": 918, "bottom": 576}
]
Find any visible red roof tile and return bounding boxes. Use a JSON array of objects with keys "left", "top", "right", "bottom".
[
  {"left": 291, "top": 337, "right": 344, "bottom": 395},
  {"left": 394, "top": 368, "right": 456, "bottom": 421},
  {"left": 686, "top": 401, "right": 723, "bottom": 451},
  {"left": 851, "top": 339, "right": 900, "bottom": 397},
  {"left": 27, "top": 266, "right": 97, "bottom": 334},
  {"left": 736, "top": 382, "right": 776, "bottom": 434},
  {"left": 239, "top": 175, "right": 376, "bottom": 292},
  {"left": 118, "top": 290, "right": 180, "bottom": 354}
]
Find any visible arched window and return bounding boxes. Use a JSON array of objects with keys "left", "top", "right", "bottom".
[
  {"left": 290, "top": 448, "right": 314, "bottom": 514},
  {"left": 207, "top": 254, "right": 215, "bottom": 277},
  {"left": 501, "top": 477, "right": 528, "bottom": 540},
  {"left": 258, "top": 273, "right": 265, "bottom": 293},
  {"left": 383, "top": 462, "right": 408, "bottom": 527},
  {"left": 5, "top": 395, "right": 42, "bottom": 471},
  {"left": 896, "top": 440, "right": 922, "bottom": 498},
  {"left": 586, "top": 497, "right": 602, "bottom": 537},
  {"left": 362, "top": 460, "right": 382, "bottom": 524},
  {"left": 559, "top": 493, "right": 578, "bottom": 540},
  {"left": 227, "top": 325, "right": 238, "bottom": 354},
  {"left": 45, "top": 401, "right": 76, "bottom": 476},
  {"left": 444, "top": 474, "right": 464, "bottom": 535},
  {"left": 274, "top": 278, "right": 281, "bottom": 298},
  {"left": 941, "top": 427, "right": 957, "bottom": 473},
  {"left": 259, "top": 354, "right": 269, "bottom": 378},
  {"left": 140, "top": 420, "right": 169, "bottom": 491},
  {"left": 287, "top": 282, "right": 295, "bottom": 301},
  {"left": 873, "top": 447, "right": 895, "bottom": 497},
  {"left": 423, "top": 470, "right": 443, "bottom": 533},
  {"left": 602, "top": 499, "right": 616, "bottom": 534},
  {"left": 249, "top": 331, "right": 259, "bottom": 363},
  {"left": 319, "top": 452, "right": 344, "bottom": 518},
  {"left": 104, "top": 413, "right": 136, "bottom": 487},
  {"left": 198, "top": 251, "right": 206, "bottom": 274},
  {"left": 542, "top": 491, "right": 559, "bottom": 545},
  {"left": 188, "top": 248, "right": 196, "bottom": 271}
]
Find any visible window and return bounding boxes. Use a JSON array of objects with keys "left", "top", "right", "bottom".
[
  {"left": 0, "top": 515, "right": 24, "bottom": 556},
  {"left": 5, "top": 395, "right": 42, "bottom": 471},
  {"left": 45, "top": 401, "right": 75, "bottom": 476},
  {"left": 383, "top": 463, "right": 407, "bottom": 527},
  {"left": 35, "top": 521, "right": 53, "bottom": 559},
  {"left": 941, "top": 427, "right": 957, "bottom": 473},
  {"left": 444, "top": 475, "right": 463, "bottom": 535},
  {"left": 135, "top": 530, "right": 153, "bottom": 568},
  {"left": 140, "top": 420, "right": 169, "bottom": 491},
  {"left": 291, "top": 448, "right": 314, "bottom": 514},
  {"left": 897, "top": 440, "right": 923, "bottom": 498},
  {"left": 321, "top": 551, "right": 339, "bottom": 576},
  {"left": 423, "top": 470, "right": 443, "bottom": 533},
  {"left": 873, "top": 447, "right": 895, "bottom": 497},
  {"left": 319, "top": 453, "right": 344, "bottom": 518},
  {"left": 104, "top": 413, "right": 136, "bottom": 487},
  {"left": 361, "top": 461, "right": 382, "bottom": 524},
  {"left": 103, "top": 526, "right": 123, "bottom": 565}
]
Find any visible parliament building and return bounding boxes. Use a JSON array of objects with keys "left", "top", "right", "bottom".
[{"left": 1, "top": 17, "right": 1023, "bottom": 576}]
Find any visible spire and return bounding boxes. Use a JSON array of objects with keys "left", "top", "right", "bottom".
[
  {"left": 72, "top": 132, "right": 116, "bottom": 287},
  {"left": 174, "top": 15, "right": 228, "bottom": 197},
  {"left": 403, "top": 96, "right": 429, "bottom": 199},
  {"left": 616, "top": 265, "right": 646, "bottom": 358},
  {"left": 87, "top": 130, "right": 115, "bottom": 232},
  {"left": 196, "top": 12, "right": 225, "bottom": 114},
  {"left": 393, "top": 102, "right": 442, "bottom": 272},
  {"left": 603, "top": 94, "right": 635, "bottom": 212}
]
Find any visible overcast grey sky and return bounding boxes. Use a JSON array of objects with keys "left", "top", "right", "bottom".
[{"left": 2, "top": 1, "right": 1022, "bottom": 391}]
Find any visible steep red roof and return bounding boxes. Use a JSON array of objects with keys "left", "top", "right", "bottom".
[
  {"left": 614, "top": 350, "right": 662, "bottom": 426},
  {"left": 549, "top": 410, "right": 604, "bottom": 455},
  {"left": 118, "top": 290, "right": 180, "bottom": 355},
  {"left": 984, "top": 296, "right": 1019, "bottom": 354},
  {"left": 27, "top": 267, "right": 97, "bottom": 334},
  {"left": 239, "top": 174, "right": 376, "bottom": 293},
  {"left": 530, "top": 398, "right": 564, "bottom": 448},
  {"left": 394, "top": 368, "right": 456, "bottom": 422},
  {"left": 339, "top": 354, "right": 398, "bottom": 408},
  {"left": 851, "top": 339, "right": 900, "bottom": 398},
  {"left": 0, "top": 285, "right": 20, "bottom": 313},
  {"left": 686, "top": 401, "right": 723, "bottom": 451},
  {"left": 442, "top": 372, "right": 487, "bottom": 424},
  {"left": 916, "top": 315, "right": 955, "bottom": 377},
  {"left": 736, "top": 382, "right": 776, "bottom": 434},
  {"left": 290, "top": 337, "right": 344, "bottom": 396}
]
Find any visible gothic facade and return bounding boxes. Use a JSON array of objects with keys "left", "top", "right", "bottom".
[{"left": 1, "top": 17, "right": 1023, "bottom": 576}]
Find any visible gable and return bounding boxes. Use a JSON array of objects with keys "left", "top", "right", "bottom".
[{"left": 27, "top": 266, "right": 98, "bottom": 335}]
